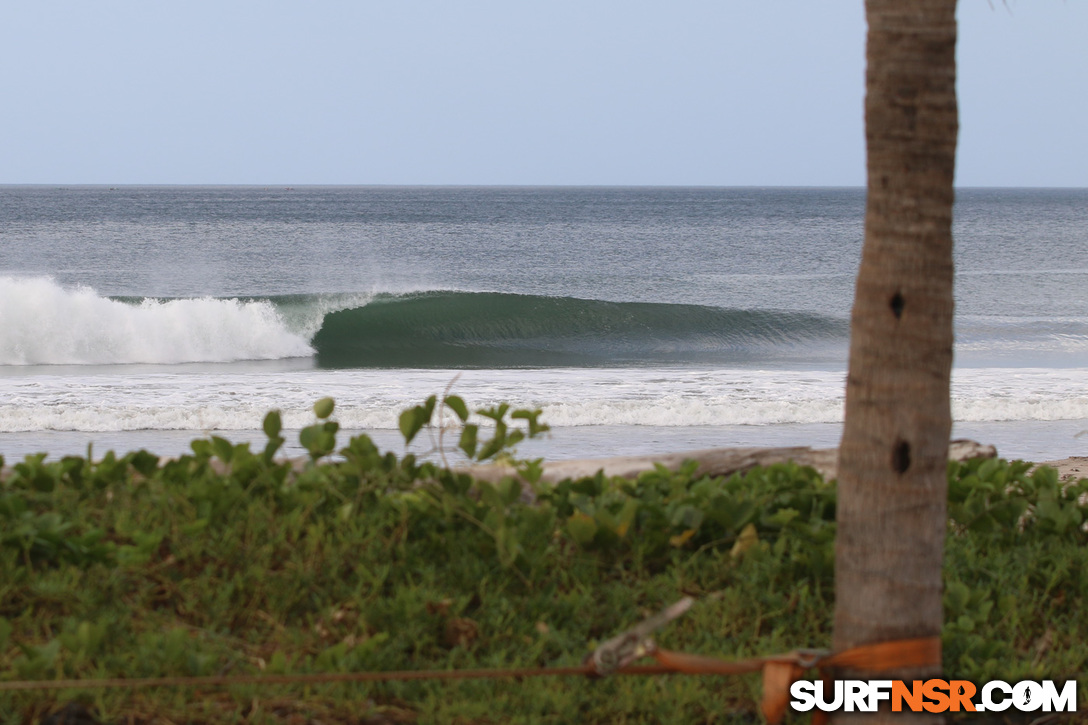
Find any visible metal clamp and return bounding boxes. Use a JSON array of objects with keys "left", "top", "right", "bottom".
[
  {"left": 793, "top": 648, "right": 830, "bottom": 669},
  {"left": 590, "top": 597, "right": 694, "bottom": 676}
]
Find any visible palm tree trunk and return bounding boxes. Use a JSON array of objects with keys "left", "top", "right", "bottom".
[{"left": 833, "top": 0, "right": 958, "bottom": 721}]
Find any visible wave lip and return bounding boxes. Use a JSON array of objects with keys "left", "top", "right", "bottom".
[
  {"left": 0, "top": 277, "right": 313, "bottom": 365},
  {"left": 312, "top": 291, "right": 848, "bottom": 368}
]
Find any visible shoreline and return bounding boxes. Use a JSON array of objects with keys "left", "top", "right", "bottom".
[
  {"left": 1, "top": 420, "right": 1087, "bottom": 467},
  {"left": 1038, "top": 456, "right": 1088, "bottom": 480},
  {"left": 3, "top": 424, "right": 1087, "bottom": 485}
]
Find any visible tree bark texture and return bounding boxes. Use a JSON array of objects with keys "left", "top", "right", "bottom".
[{"left": 833, "top": 0, "right": 959, "bottom": 702}]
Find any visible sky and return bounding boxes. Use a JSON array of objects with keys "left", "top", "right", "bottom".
[{"left": 0, "top": 2, "right": 1084, "bottom": 187}]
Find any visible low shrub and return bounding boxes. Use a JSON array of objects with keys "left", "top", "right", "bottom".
[{"left": 1, "top": 398, "right": 1085, "bottom": 723}]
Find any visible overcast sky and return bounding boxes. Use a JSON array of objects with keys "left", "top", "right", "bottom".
[{"left": 1, "top": 2, "right": 1084, "bottom": 187}]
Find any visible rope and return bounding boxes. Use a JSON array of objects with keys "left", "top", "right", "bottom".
[
  {"left": 0, "top": 663, "right": 679, "bottom": 692},
  {"left": 0, "top": 636, "right": 940, "bottom": 724}
]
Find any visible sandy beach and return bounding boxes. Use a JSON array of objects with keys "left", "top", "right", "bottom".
[
  {"left": 11, "top": 440, "right": 1083, "bottom": 488},
  {"left": 1038, "top": 456, "right": 1088, "bottom": 480}
]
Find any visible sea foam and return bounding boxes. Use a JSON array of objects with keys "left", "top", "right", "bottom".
[{"left": 0, "top": 367, "right": 1084, "bottom": 435}]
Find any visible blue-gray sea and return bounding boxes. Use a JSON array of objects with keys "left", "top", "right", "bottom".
[{"left": 1, "top": 186, "right": 1086, "bottom": 462}]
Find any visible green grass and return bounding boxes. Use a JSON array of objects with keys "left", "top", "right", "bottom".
[{"left": 1, "top": 412, "right": 1087, "bottom": 724}]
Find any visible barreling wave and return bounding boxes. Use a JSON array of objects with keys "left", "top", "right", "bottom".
[
  {"left": 310, "top": 291, "right": 847, "bottom": 367},
  {"left": 0, "top": 278, "right": 846, "bottom": 367}
]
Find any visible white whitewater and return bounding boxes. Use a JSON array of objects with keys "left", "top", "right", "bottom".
[
  {"left": 0, "top": 277, "right": 313, "bottom": 365},
  {"left": 1, "top": 367, "right": 1085, "bottom": 434}
]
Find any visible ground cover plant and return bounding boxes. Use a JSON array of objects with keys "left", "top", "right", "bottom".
[{"left": 1, "top": 398, "right": 1086, "bottom": 724}]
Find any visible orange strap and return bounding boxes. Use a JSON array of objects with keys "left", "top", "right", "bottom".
[
  {"left": 648, "top": 636, "right": 941, "bottom": 724},
  {"left": 822, "top": 636, "right": 941, "bottom": 671}
]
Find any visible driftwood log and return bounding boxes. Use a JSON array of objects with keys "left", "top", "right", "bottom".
[{"left": 459, "top": 439, "right": 997, "bottom": 486}]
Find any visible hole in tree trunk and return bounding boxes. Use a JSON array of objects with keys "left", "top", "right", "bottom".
[
  {"left": 892, "top": 440, "right": 911, "bottom": 473},
  {"left": 890, "top": 292, "right": 905, "bottom": 319}
]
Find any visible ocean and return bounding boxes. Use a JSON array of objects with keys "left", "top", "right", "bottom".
[{"left": 1, "top": 186, "right": 1086, "bottom": 464}]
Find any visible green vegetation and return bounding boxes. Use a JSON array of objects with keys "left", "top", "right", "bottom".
[{"left": 1, "top": 398, "right": 1086, "bottom": 724}]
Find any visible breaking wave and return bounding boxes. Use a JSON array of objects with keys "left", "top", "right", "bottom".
[
  {"left": 0, "top": 277, "right": 313, "bottom": 365},
  {"left": 0, "top": 278, "right": 847, "bottom": 368}
]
